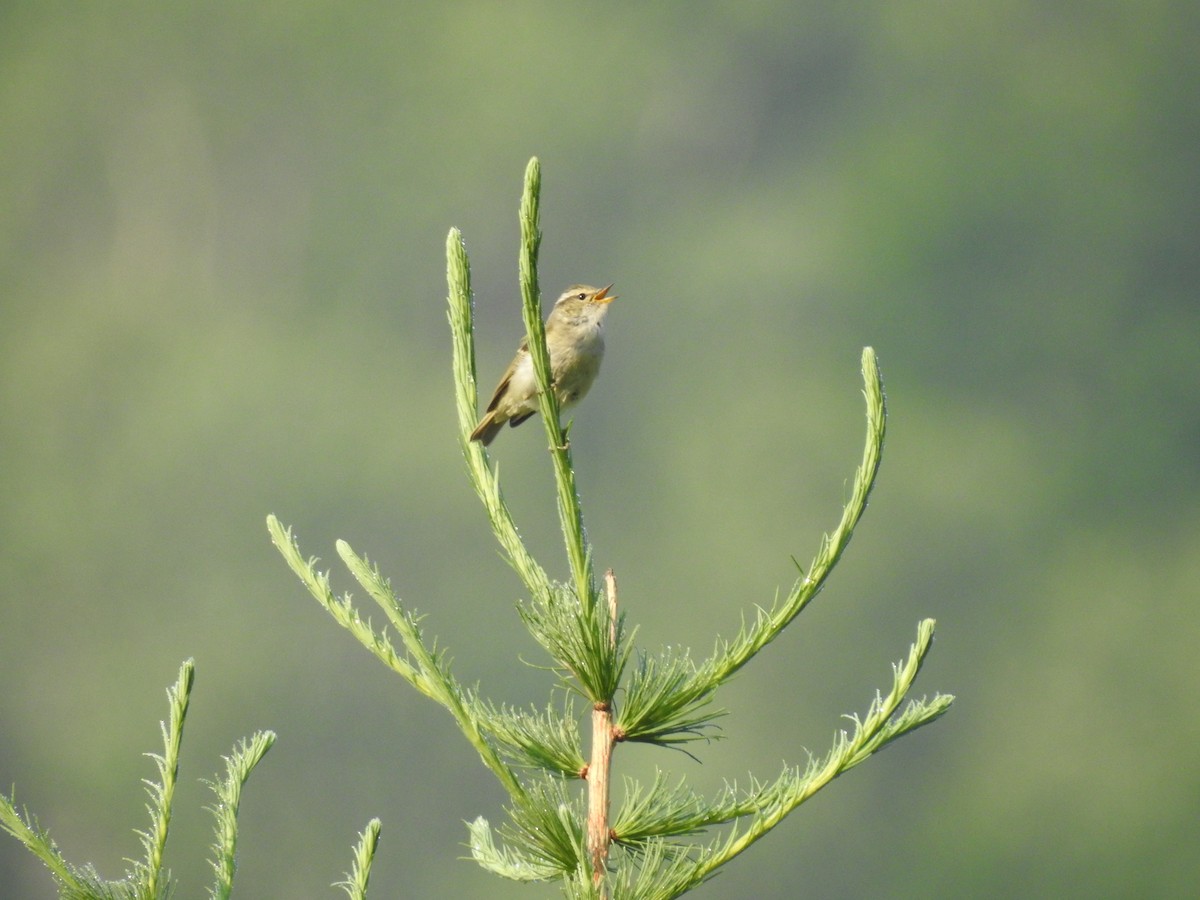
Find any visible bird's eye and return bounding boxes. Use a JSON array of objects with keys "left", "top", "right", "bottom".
[{"left": 577, "top": 293, "right": 586, "bottom": 301}]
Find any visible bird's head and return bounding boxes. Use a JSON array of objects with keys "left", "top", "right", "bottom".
[{"left": 550, "top": 283, "right": 617, "bottom": 326}]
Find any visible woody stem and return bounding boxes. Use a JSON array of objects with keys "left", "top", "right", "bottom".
[{"left": 586, "top": 569, "right": 619, "bottom": 891}]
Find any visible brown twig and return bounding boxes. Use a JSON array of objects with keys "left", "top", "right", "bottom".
[{"left": 586, "top": 569, "right": 619, "bottom": 892}]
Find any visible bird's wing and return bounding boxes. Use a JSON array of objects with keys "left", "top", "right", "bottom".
[{"left": 483, "top": 344, "right": 528, "bottom": 413}]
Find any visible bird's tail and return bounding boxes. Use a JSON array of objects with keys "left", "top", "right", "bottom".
[{"left": 469, "top": 411, "right": 504, "bottom": 445}]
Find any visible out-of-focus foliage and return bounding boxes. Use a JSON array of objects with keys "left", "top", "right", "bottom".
[{"left": 1, "top": 3, "right": 1195, "bottom": 897}]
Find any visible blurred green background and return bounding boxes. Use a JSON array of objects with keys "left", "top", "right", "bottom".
[{"left": 2, "top": 3, "right": 1197, "bottom": 897}]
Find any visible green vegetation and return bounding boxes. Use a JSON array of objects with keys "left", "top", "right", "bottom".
[{"left": 268, "top": 159, "right": 949, "bottom": 896}]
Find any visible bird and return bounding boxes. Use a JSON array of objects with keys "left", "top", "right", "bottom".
[{"left": 470, "top": 284, "right": 617, "bottom": 445}]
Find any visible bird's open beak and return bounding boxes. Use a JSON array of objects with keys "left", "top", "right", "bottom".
[{"left": 594, "top": 283, "right": 617, "bottom": 304}]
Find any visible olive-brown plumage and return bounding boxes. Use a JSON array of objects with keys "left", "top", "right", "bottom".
[{"left": 470, "top": 284, "right": 617, "bottom": 445}]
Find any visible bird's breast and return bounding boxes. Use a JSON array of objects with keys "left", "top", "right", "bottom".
[{"left": 551, "top": 326, "right": 605, "bottom": 406}]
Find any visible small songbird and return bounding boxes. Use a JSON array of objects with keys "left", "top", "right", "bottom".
[{"left": 470, "top": 284, "right": 617, "bottom": 445}]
